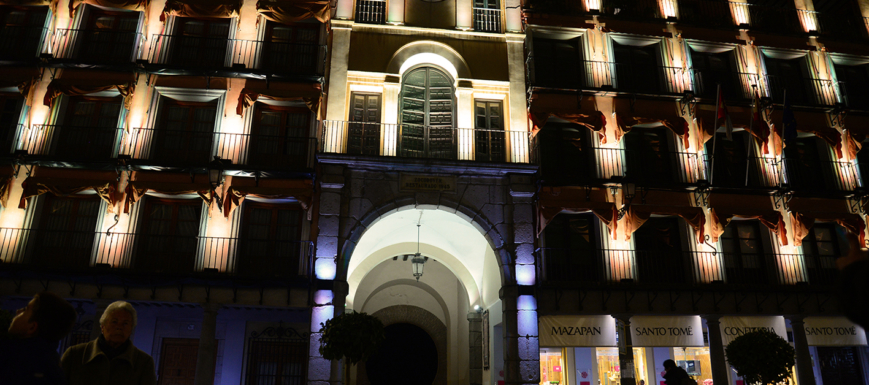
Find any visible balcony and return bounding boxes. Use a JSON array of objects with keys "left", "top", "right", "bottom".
[
  {"left": 532, "top": 60, "right": 694, "bottom": 95},
  {"left": 704, "top": 154, "right": 781, "bottom": 190},
  {"left": 148, "top": 34, "right": 231, "bottom": 69},
  {"left": 677, "top": 0, "right": 738, "bottom": 29},
  {"left": 693, "top": 71, "right": 760, "bottom": 100},
  {"left": 355, "top": 0, "right": 386, "bottom": 24},
  {"left": 599, "top": 0, "right": 662, "bottom": 20},
  {"left": 51, "top": 29, "right": 141, "bottom": 65},
  {"left": 320, "top": 121, "right": 530, "bottom": 163},
  {"left": 593, "top": 147, "right": 704, "bottom": 186},
  {"left": 19, "top": 124, "right": 121, "bottom": 161},
  {"left": 473, "top": 7, "right": 502, "bottom": 33},
  {"left": 0, "top": 228, "right": 313, "bottom": 279},
  {"left": 745, "top": 4, "right": 802, "bottom": 35},
  {"left": 0, "top": 25, "right": 46, "bottom": 62},
  {"left": 764, "top": 76, "right": 842, "bottom": 107},
  {"left": 782, "top": 158, "right": 858, "bottom": 194},
  {"left": 839, "top": 81, "right": 869, "bottom": 111},
  {"left": 229, "top": 39, "right": 325, "bottom": 76}
]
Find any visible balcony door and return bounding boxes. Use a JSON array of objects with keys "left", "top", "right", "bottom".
[
  {"left": 763, "top": 56, "right": 809, "bottom": 104},
  {"left": 249, "top": 104, "right": 309, "bottom": 169},
  {"left": 542, "top": 214, "right": 598, "bottom": 283},
  {"left": 474, "top": 100, "right": 504, "bottom": 162},
  {"left": 537, "top": 124, "right": 588, "bottom": 183},
  {"left": 0, "top": 93, "right": 22, "bottom": 155},
  {"left": 532, "top": 37, "right": 581, "bottom": 88},
  {"left": 238, "top": 202, "right": 302, "bottom": 277},
  {"left": 625, "top": 127, "right": 673, "bottom": 186},
  {"left": 690, "top": 48, "right": 740, "bottom": 99},
  {"left": 347, "top": 93, "right": 381, "bottom": 156},
  {"left": 0, "top": 6, "right": 48, "bottom": 61},
  {"left": 720, "top": 220, "right": 769, "bottom": 285},
  {"left": 706, "top": 131, "right": 752, "bottom": 188},
  {"left": 32, "top": 195, "right": 100, "bottom": 269},
  {"left": 56, "top": 96, "right": 121, "bottom": 160},
  {"left": 801, "top": 223, "right": 846, "bottom": 286},
  {"left": 172, "top": 17, "right": 229, "bottom": 67},
  {"left": 262, "top": 21, "right": 318, "bottom": 73},
  {"left": 835, "top": 63, "right": 869, "bottom": 110},
  {"left": 153, "top": 99, "right": 216, "bottom": 164},
  {"left": 613, "top": 41, "right": 660, "bottom": 93},
  {"left": 79, "top": 8, "right": 139, "bottom": 63},
  {"left": 633, "top": 217, "right": 685, "bottom": 284},
  {"left": 783, "top": 136, "right": 828, "bottom": 192},
  {"left": 136, "top": 198, "right": 201, "bottom": 274},
  {"left": 399, "top": 66, "right": 455, "bottom": 159}
]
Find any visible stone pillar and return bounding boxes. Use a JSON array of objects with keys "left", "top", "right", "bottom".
[
  {"left": 505, "top": 34, "right": 528, "bottom": 163},
  {"left": 193, "top": 303, "right": 219, "bottom": 385},
  {"left": 456, "top": 82, "right": 474, "bottom": 161},
  {"left": 502, "top": 285, "right": 539, "bottom": 385},
  {"left": 615, "top": 315, "right": 636, "bottom": 385},
  {"left": 309, "top": 290, "right": 336, "bottom": 385},
  {"left": 456, "top": 0, "right": 472, "bottom": 30},
  {"left": 469, "top": 311, "right": 483, "bottom": 385},
  {"left": 787, "top": 316, "right": 816, "bottom": 385},
  {"left": 504, "top": 0, "right": 523, "bottom": 32},
  {"left": 387, "top": 0, "right": 405, "bottom": 25},
  {"left": 703, "top": 316, "right": 729, "bottom": 385},
  {"left": 323, "top": 21, "right": 352, "bottom": 152}
]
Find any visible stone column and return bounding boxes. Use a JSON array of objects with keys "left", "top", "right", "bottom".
[
  {"left": 193, "top": 303, "right": 219, "bottom": 385},
  {"left": 787, "top": 316, "right": 816, "bottom": 385},
  {"left": 469, "top": 311, "right": 483, "bottom": 385},
  {"left": 387, "top": 0, "right": 405, "bottom": 25},
  {"left": 615, "top": 315, "right": 636, "bottom": 385},
  {"left": 456, "top": 0, "right": 472, "bottom": 30},
  {"left": 502, "top": 285, "right": 539, "bottom": 385},
  {"left": 702, "top": 316, "right": 729, "bottom": 385},
  {"left": 324, "top": 20, "right": 353, "bottom": 153},
  {"left": 505, "top": 34, "right": 528, "bottom": 163}
]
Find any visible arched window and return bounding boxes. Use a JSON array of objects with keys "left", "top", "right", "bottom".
[{"left": 399, "top": 66, "right": 455, "bottom": 158}]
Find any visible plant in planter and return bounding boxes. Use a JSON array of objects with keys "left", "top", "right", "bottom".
[
  {"left": 318, "top": 311, "right": 385, "bottom": 365},
  {"left": 724, "top": 329, "right": 796, "bottom": 385}
]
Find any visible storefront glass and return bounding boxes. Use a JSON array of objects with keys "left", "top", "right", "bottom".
[
  {"left": 673, "top": 347, "right": 712, "bottom": 384},
  {"left": 540, "top": 348, "right": 565, "bottom": 385},
  {"left": 594, "top": 347, "right": 650, "bottom": 385}
]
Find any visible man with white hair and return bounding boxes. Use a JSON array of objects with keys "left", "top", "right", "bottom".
[{"left": 61, "top": 300, "right": 156, "bottom": 385}]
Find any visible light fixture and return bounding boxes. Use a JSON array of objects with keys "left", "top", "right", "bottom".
[
  {"left": 208, "top": 156, "right": 225, "bottom": 188},
  {"left": 617, "top": 181, "right": 637, "bottom": 220},
  {"left": 411, "top": 224, "right": 425, "bottom": 281}
]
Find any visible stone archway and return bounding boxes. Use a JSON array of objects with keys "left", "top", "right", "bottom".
[{"left": 357, "top": 305, "right": 448, "bottom": 385}]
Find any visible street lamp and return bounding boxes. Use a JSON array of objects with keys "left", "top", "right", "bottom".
[{"left": 411, "top": 224, "right": 425, "bottom": 281}]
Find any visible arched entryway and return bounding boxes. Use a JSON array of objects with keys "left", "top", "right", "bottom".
[{"left": 365, "top": 323, "right": 438, "bottom": 385}]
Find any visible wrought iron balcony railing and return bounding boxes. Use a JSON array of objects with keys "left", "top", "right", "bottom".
[
  {"left": 599, "top": 0, "right": 662, "bottom": 20},
  {"left": 593, "top": 147, "right": 704, "bottom": 185},
  {"left": 781, "top": 158, "right": 859, "bottom": 193},
  {"left": 355, "top": 0, "right": 386, "bottom": 24},
  {"left": 693, "top": 71, "right": 760, "bottom": 100},
  {"left": 532, "top": 60, "right": 694, "bottom": 95},
  {"left": 51, "top": 29, "right": 141, "bottom": 64},
  {"left": 147, "top": 34, "right": 231, "bottom": 68},
  {"left": 745, "top": 4, "right": 802, "bottom": 34},
  {"left": 813, "top": 11, "right": 867, "bottom": 40},
  {"left": 473, "top": 7, "right": 502, "bottom": 33},
  {"left": 703, "top": 154, "right": 781, "bottom": 190},
  {"left": 0, "top": 25, "right": 47, "bottom": 62},
  {"left": 320, "top": 120, "right": 530, "bottom": 163},
  {"left": 20, "top": 125, "right": 121, "bottom": 161},
  {"left": 677, "top": 0, "right": 738, "bottom": 28},
  {"left": 0, "top": 228, "right": 313, "bottom": 279},
  {"left": 228, "top": 39, "right": 325, "bottom": 75},
  {"left": 763, "top": 75, "right": 842, "bottom": 107}
]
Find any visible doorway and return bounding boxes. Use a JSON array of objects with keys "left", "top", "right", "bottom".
[{"left": 365, "top": 323, "right": 438, "bottom": 385}]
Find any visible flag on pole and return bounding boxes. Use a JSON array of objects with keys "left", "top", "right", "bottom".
[
  {"left": 717, "top": 86, "right": 733, "bottom": 140},
  {"left": 781, "top": 91, "right": 798, "bottom": 147},
  {"left": 752, "top": 89, "right": 771, "bottom": 154}
]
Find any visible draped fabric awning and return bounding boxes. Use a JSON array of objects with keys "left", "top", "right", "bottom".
[
  {"left": 124, "top": 180, "right": 215, "bottom": 215},
  {"left": 1, "top": 68, "right": 41, "bottom": 106},
  {"left": 769, "top": 109, "right": 843, "bottom": 159},
  {"left": 222, "top": 177, "right": 314, "bottom": 219},
  {"left": 788, "top": 197, "right": 866, "bottom": 247},
  {"left": 620, "top": 190, "right": 705, "bottom": 243},
  {"left": 528, "top": 93, "right": 607, "bottom": 144},
  {"left": 707, "top": 193, "right": 786, "bottom": 245},
  {"left": 256, "top": 0, "right": 330, "bottom": 24},
  {"left": 3, "top": 0, "right": 59, "bottom": 13},
  {"left": 0, "top": 166, "right": 16, "bottom": 209},
  {"left": 537, "top": 187, "right": 616, "bottom": 236},
  {"left": 43, "top": 78, "right": 136, "bottom": 110},
  {"left": 235, "top": 85, "right": 322, "bottom": 116},
  {"left": 613, "top": 98, "right": 690, "bottom": 149},
  {"left": 18, "top": 169, "right": 119, "bottom": 212},
  {"left": 696, "top": 105, "right": 771, "bottom": 153},
  {"left": 161, "top": 0, "right": 242, "bottom": 22},
  {"left": 844, "top": 114, "right": 869, "bottom": 160},
  {"left": 69, "top": 0, "right": 149, "bottom": 17}
]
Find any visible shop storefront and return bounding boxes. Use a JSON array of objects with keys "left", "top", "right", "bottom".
[
  {"left": 720, "top": 316, "right": 793, "bottom": 385},
  {"left": 630, "top": 316, "right": 708, "bottom": 385},
  {"left": 804, "top": 317, "right": 868, "bottom": 385},
  {"left": 539, "top": 315, "right": 618, "bottom": 385}
]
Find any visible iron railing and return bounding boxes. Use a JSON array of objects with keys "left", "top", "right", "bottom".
[
  {"left": 532, "top": 60, "right": 694, "bottom": 94},
  {"left": 816, "top": 12, "right": 869, "bottom": 41},
  {"left": 0, "top": 228, "right": 313, "bottom": 278},
  {"left": 473, "top": 8, "right": 502, "bottom": 33},
  {"left": 599, "top": 0, "right": 662, "bottom": 20},
  {"left": 121, "top": 127, "right": 214, "bottom": 165},
  {"left": 51, "top": 29, "right": 141, "bottom": 64},
  {"left": 799, "top": 253, "right": 839, "bottom": 286},
  {"left": 355, "top": 0, "right": 386, "bottom": 24},
  {"left": 147, "top": 34, "right": 231, "bottom": 68},
  {"left": 838, "top": 81, "right": 869, "bottom": 110},
  {"left": 703, "top": 154, "right": 781, "bottom": 189},
  {"left": 228, "top": 39, "right": 325, "bottom": 75},
  {"left": 693, "top": 71, "right": 760, "bottom": 100},
  {"left": 531, "top": 128, "right": 595, "bottom": 184},
  {"left": 21, "top": 125, "right": 121, "bottom": 160},
  {"left": 782, "top": 158, "right": 859, "bottom": 193},
  {"left": 0, "top": 26, "right": 47, "bottom": 61},
  {"left": 745, "top": 4, "right": 802, "bottom": 34},
  {"left": 763, "top": 75, "right": 842, "bottom": 107},
  {"left": 677, "top": 0, "right": 736, "bottom": 28},
  {"left": 320, "top": 120, "right": 530, "bottom": 163},
  {"left": 593, "top": 147, "right": 704, "bottom": 185}
]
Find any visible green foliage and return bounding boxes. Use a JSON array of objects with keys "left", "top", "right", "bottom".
[
  {"left": 725, "top": 330, "right": 796, "bottom": 385},
  {"left": 318, "top": 311, "right": 385, "bottom": 365},
  {"left": 0, "top": 309, "right": 12, "bottom": 340}
]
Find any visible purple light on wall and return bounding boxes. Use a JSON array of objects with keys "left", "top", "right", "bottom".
[
  {"left": 315, "top": 258, "right": 337, "bottom": 280},
  {"left": 517, "top": 294, "right": 538, "bottom": 336},
  {"left": 515, "top": 264, "right": 536, "bottom": 286}
]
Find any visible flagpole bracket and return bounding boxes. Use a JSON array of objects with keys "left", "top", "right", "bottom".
[
  {"left": 693, "top": 179, "right": 711, "bottom": 207},
  {"left": 848, "top": 188, "right": 868, "bottom": 215}
]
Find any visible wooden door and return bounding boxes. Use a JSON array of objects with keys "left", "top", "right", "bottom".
[
  {"left": 158, "top": 338, "right": 200, "bottom": 385},
  {"left": 347, "top": 93, "right": 381, "bottom": 156}
]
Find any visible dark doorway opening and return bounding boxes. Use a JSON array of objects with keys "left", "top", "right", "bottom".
[{"left": 365, "top": 323, "right": 438, "bottom": 385}]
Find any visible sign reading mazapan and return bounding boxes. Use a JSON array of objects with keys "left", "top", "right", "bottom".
[{"left": 399, "top": 174, "right": 456, "bottom": 193}]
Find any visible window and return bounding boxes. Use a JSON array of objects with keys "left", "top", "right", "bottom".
[
  {"left": 690, "top": 47, "right": 742, "bottom": 99},
  {"left": 541, "top": 214, "right": 598, "bottom": 282},
  {"left": 74, "top": 8, "right": 139, "bottom": 63},
  {"left": 152, "top": 99, "right": 216, "bottom": 164},
  {"left": 763, "top": 55, "right": 809, "bottom": 104},
  {"left": 399, "top": 67, "right": 455, "bottom": 158},
  {"left": 705, "top": 131, "right": 758, "bottom": 189},
  {"left": 474, "top": 100, "right": 504, "bottom": 162},
  {"left": 834, "top": 63, "right": 869, "bottom": 110},
  {"left": 347, "top": 92, "right": 381, "bottom": 156},
  {"left": 171, "top": 17, "right": 230, "bottom": 67},
  {"left": 473, "top": 0, "right": 501, "bottom": 33},
  {"left": 32, "top": 195, "right": 101, "bottom": 269},
  {"left": 51, "top": 96, "right": 121, "bottom": 160},
  {"left": 0, "top": 93, "right": 23, "bottom": 155},
  {"left": 720, "top": 220, "right": 770, "bottom": 285},
  {"left": 532, "top": 37, "right": 581, "bottom": 88},
  {"left": 246, "top": 337, "right": 308, "bottom": 385},
  {"left": 613, "top": 41, "right": 661, "bottom": 93},
  {"left": 536, "top": 124, "right": 588, "bottom": 183},
  {"left": 248, "top": 104, "right": 310, "bottom": 169},
  {"left": 262, "top": 21, "right": 319, "bottom": 73},
  {"left": 624, "top": 127, "right": 673, "bottom": 186},
  {"left": 633, "top": 217, "right": 685, "bottom": 284},
  {"left": 136, "top": 198, "right": 201, "bottom": 273},
  {"left": 0, "top": 6, "right": 48, "bottom": 61},
  {"left": 354, "top": 0, "right": 386, "bottom": 25},
  {"left": 802, "top": 223, "right": 847, "bottom": 285},
  {"left": 783, "top": 136, "right": 832, "bottom": 192},
  {"left": 238, "top": 202, "right": 302, "bottom": 277}
]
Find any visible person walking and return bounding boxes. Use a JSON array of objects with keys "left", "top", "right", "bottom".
[{"left": 662, "top": 359, "right": 690, "bottom": 385}]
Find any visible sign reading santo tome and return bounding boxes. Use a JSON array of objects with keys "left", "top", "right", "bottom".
[
  {"left": 630, "top": 316, "right": 704, "bottom": 347},
  {"left": 399, "top": 174, "right": 457, "bottom": 193}
]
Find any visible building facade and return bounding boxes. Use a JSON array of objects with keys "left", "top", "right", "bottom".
[{"left": 0, "top": 0, "right": 867, "bottom": 385}]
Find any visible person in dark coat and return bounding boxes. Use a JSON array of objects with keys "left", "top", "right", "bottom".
[
  {"left": 662, "top": 359, "right": 690, "bottom": 385},
  {"left": 0, "top": 291, "right": 77, "bottom": 385}
]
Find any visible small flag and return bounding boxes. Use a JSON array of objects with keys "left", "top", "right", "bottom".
[
  {"left": 752, "top": 89, "right": 770, "bottom": 154},
  {"left": 782, "top": 93, "right": 798, "bottom": 147},
  {"left": 717, "top": 86, "right": 733, "bottom": 140}
]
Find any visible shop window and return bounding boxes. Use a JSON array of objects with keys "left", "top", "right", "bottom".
[
  {"left": 532, "top": 37, "right": 581, "bottom": 88},
  {"left": 689, "top": 47, "right": 742, "bottom": 100},
  {"left": 171, "top": 17, "right": 230, "bottom": 67},
  {"left": 50, "top": 96, "right": 121, "bottom": 160},
  {"left": 612, "top": 41, "right": 662, "bottom": 94},
  {"left": 633, "top": 217, "right": 686, "bottom": 284},
  {"left": 817, "top": 347, "right": 866, "bottom": 385},
  {"left": 238, "top": 202, "right": 303, "bottom": 277},
  {"left": 719, "top": 220, "right": 771, "bottom": 285},
  {"left": 135, "top": 198, "right": 202, "bottom": 274},
  {"left": 398, "top": 66, "right": 455, "bottom": 159},
  {"left": 261, "top": 21, "right": 319, "bottom": 74},
  {"left": 802, "top": 222, "right": 848, "bottom": 285},
  {"left": 474, "top": 100, "right": 504, "bottom": 162},
  {"left": 0, "top": 6, "right": 48, "bottom": 61},
  {"left": 347, "top": 92, "right": 381, "bottom": 156},
  {"left": 152, "top": 99, "right": 217, "bottom": 164},
  {"left": 0, "top": 93, "right": 22, "bottom": 154},
  {"left": 624, "top": 127, "right": 673, "bottom": 186},
  {"left": 536, "top": 123, "right": 589, "bottom": 183},
  {"left": 834, "top": 63, "right": 869, "bottom": 110},
  {"left": 73, "top": 7, "right": 139, "bottom": 63},
  {"left": 542, "top": 214, "right": 598, "bottom": 283},
  {"left": 673, "top": 347, "right": 711, "bottom": 384},
  {"left": 594, "top": 347, "right": 648, "bottom": 385},
  {"left": 540, "top": 348, "right": 565, "bottom": 385},
  {"left": 32, "top": 195, "right": 101, "bottom": 269},
  {"left": 248, "top": 104, "right": 310, "bottom": 169}
]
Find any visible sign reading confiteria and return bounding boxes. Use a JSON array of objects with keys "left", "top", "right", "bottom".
[
  {"left": 399, "top": 174, "right": 457, "bottom": 192},
  {"left": 720, "top": 316, "right": 787, "bottom": 346},
  {"left": 629, "top": 316, "right": 704, "bottom": 347},
  {"left": 804, "top": 317, "right": 867, "bottom": 346},
  {"left": 539, "top": 316, "right": 617, "bottom": 347}
]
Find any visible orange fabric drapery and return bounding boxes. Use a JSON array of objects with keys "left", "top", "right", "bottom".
[
  {"left": 844, "top": 114, "right": 869, "bottom": 160},
  {"left": 69, "top": 0, "right": 149, "bottom": 17},
  {"left": 613, "top": 97, "right": 690, "bottom": 149},
  {"left": 18, "top": 177, "right": 118, "bottom": 211},
  {"left": 222, "top": 177, "right": 314, "bottom": 219},
  {"left": 769, "top": 109, "right": 843, "bottom": 158},
  {"left": 696, "top": 105, "right": 771, "bottom": 153},
  {"left": 235, "top": 86, "right": 321, "bottom": 116},
  {"left": 123, "top": 179, "right": 216, "bottom": 215},
  {"left": 1, "top": 68, "right": 41, "bottom": 107},
  {"left": 537, "top": 187, "right": 617, "bottom": 236},
  {"left": 161, "top": 0, "right": 242, "bottom": 21},
  {"left": 528, "top": 93, "right": 607, "bottom": 144},
  {"left": 43, "top": 79, "right": 136, "bottom": 110},
  {"left": 788, "top": 197, "right": 867, "bottom": 247},
  {"left": 256, "top": 0, "right": 330, "bottom": 24},
  {"left": 707, "top": 193, "right": 787, "bottom": 245},
  {"left": 619, "top": 191, "right": 706, "bottom": 243}
]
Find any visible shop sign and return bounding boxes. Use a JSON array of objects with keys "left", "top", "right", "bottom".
[
  {"left": 803, "top": 317, "right": 867, "bottom": 346},
  {"left": 399, "top": 174, "right": 457, "bottom": 192},
  {"left": 539, "top": 315, "right": 617, "bottom": 347},
  {"left": 720, "top": 316, "right": 787, "bottom": 346},
  {"left": 629, "top": 316, "right": 704, "bottom": 347}
]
